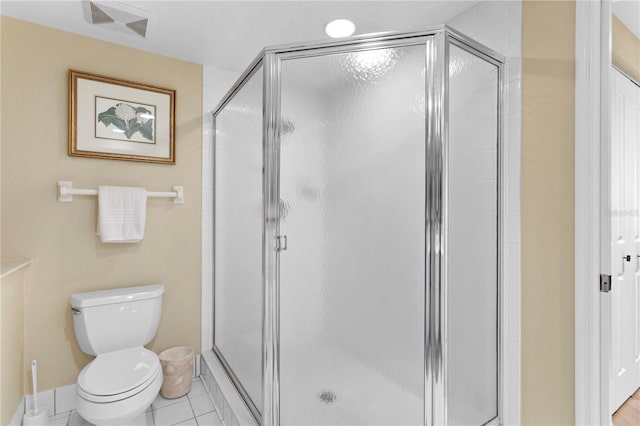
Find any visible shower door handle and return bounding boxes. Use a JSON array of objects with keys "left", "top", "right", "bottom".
[{"left": 275, "top": 235, "right": 288, "bottom": 252}]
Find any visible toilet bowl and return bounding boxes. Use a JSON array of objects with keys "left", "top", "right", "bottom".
[
  {"left": 70, "top": 284, "right": 165, "bottom": 426},
  {"left": 76, "top": 347, "right": 162, "bottom": 425}
]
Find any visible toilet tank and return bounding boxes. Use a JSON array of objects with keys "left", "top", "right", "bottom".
[{"left": 70, "top": 284, "right": 165, "bottom": 355}]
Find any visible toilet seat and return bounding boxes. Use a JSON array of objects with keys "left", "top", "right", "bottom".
[
  {"left": 76, "top": 368, "right": 163, "bottom": 425},
  {"left": 77, "top": 347, "right": 160, "bottom": 403}
]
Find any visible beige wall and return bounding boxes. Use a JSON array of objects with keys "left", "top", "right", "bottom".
[
  {"left": 521, "top": 1, "right": 575, "bottom": 424},
  {"left": 1, "top": 269, "right": 26, "bottom": 425},
  {"left": 613, "top": 15, "right": 640, "bottom": 84},
  {"left": 0, "top": 16, "right": 202, "bottom": 391}
]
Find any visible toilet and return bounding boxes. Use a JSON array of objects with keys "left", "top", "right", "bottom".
[{"left": 70, "top": 284, "right": 165, "bottom": 425}]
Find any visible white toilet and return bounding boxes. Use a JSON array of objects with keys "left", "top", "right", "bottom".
[{"left": 70, "top": 284, "right": 165, "bottom": 425}]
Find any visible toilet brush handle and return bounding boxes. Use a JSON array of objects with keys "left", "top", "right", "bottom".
[{"left": 31, "top": 360, "right": 39, "bottom": 414}]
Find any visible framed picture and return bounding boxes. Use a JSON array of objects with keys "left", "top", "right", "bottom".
[{"left": 69, "top": 70, "right": 176, "bottom": 164}]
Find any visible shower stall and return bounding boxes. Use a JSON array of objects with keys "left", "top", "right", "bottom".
[{"left": 212, "top": 26, "right": 503, "bottom": 426}]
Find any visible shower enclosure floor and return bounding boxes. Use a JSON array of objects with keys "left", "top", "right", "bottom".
[
  {"left": 280, "top": 336, "right": 422, "bottom": 426},
  {"left": 219, "top": 338, "right": 489, "bottom": 425}
]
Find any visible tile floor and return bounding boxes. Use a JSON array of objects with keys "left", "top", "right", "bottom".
[{"left": 46, "top": 379, "right": 223, "bottom": 426}]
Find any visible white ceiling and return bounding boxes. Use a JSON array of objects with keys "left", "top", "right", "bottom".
[
  {"left": 0, "top": 0, "right": 479, "bottom": 73},
  {"left": 612, "top": 0, "right": 640, "bottom": 40}
]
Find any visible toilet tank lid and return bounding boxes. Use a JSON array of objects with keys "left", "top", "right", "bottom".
[{"left": 70, "top": 284, "right": 165, "bottom": 308}]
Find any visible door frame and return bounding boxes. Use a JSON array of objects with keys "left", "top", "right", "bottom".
[{"left": 574, "top": 1, "right": 613, "bottom": 424}]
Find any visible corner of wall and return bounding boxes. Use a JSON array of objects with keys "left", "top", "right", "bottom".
[
  {"left": 1, "top": 268, "right": 27, "bottom": 426},
  {"left": 521, "top": 0, "right": 576, "bottom": 424}
]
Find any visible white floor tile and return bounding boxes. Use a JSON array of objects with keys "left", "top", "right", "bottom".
[
  {"left": 174, "top": 418, "right": 198, "bottom": 426},
  {"left": 152, "top": 393, "right": 188, "bottom": 410},
  {"left": 49, "top": 411, "right": 70, "bottom": 426},
  {"left": 68, "top": 411, "right": 94, "bottom": 426},
  {"left": 189, "top": 394, "right": 215, "bottom": 417},
  {"left": 187, "top": 380, "right": 207, "bottom": 398},
  {"left": 153, "top": 400, "right": 194, "bottom": 426},
  {"left": 196, "top": 411, "right": 223, "bottom": 426},
  {"left": 128, "top": 411, "right": 154, "bottom": 426}
]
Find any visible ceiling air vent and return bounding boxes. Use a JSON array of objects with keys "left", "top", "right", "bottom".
[{"left": 83, "top": 1, "right": 150, "bottom": 38}]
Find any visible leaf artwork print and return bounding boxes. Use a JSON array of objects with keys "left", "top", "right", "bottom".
[{"left": 98, "top": 102, "right": 154, "bottom": 142}]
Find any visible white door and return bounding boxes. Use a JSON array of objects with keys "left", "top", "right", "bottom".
[{"left": 611, "top": 68, "right": 640, "bottom": 412}]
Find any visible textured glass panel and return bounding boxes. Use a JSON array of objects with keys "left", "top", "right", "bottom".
[
  {"left": 446, "top": 45, "right": 499, "bottom": 425},
  {"left": 214, "top": 67, "right": 263, "bottom": 411},
  {"left": 278, "top": 45, "right": 426, "bottom": 425}
]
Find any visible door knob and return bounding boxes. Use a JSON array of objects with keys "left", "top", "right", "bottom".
[{"left": 623, "top": 255, "right": 631, "bottom": 272}]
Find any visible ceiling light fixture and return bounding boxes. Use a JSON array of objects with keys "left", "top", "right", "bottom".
[{"left": 324, "top": 19, "right": 356, "bottom": 38}]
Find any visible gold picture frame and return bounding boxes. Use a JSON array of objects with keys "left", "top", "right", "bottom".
[{"left": 69, "top": 70, "right": 176, "bottom": 164}]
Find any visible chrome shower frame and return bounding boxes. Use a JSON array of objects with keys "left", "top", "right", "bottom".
[{"left": 212, "top": 25, "right": 505, "bottom": 426}]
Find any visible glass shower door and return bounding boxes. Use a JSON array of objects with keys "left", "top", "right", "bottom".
[
  {"left": 446, "top": 43, "right": 500, "bottom": 425},
  {"left": 213, "top": 66, "right": 264, "bottom": 417},
  {"left": 277, "top": 44, "right": 427, "bottom": 425}
]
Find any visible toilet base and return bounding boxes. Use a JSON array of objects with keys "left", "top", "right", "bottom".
[{"left": 76, "top": 370, "right": 162, "bottom": 425}]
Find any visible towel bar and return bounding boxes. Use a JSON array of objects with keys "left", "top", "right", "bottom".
[{"left": 57, "top": 181, "right": 184, "bottom": 204}]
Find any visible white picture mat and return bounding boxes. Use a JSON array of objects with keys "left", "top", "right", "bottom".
[{"left": 76, "top": 78, "right": 171, "bottom": 158}]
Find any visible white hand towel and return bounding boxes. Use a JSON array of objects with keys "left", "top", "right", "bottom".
[{"left": 97, "top": 186, "right": 147, "bottom": 243}]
